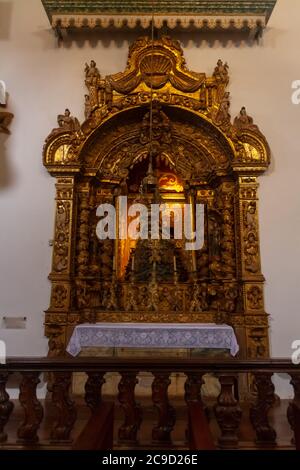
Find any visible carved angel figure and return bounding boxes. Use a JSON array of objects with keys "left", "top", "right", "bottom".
[
  {"left": 57, "top": 109, "right": 80, "bottom": 132},
  {"left": 84, "top": 94, "right": 92, "bottom": 119},
  {"left": 85, "top": 60, "right": 100, "bottom": 80},
  {"left": 104, "top": 281, "right": 118, "bottom": 311},
  {"left": 124, "top": 284, "right": 138, "bottom": 311},
  {"left": 0, "top": 80, "right": 14, "bottom": 134},
  {"left": 215, "top": 92, "right": 231, "bottom": 126},
  {"left": 244, "top": 232, "right": 259, "bottom": 273},
  {"left": 189, "top": 283, "right": 203, "bottom": 313},
  {"left": 234, "top": 107, "right": 258, "bottom": 131},
  {"left": 223, "top": 283, "right": 238, "bottom": 313},
  {"left": 147, "top": 279, "right": 159, "bottom": 311},
  {"left": 244, "top": 202, "right": 256, "bottom": 232},
  {"left": 213, "top": 59, "right": 229, "bottom": 82}
]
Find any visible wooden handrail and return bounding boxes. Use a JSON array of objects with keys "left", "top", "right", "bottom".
[
  {"left": 1, "top": 357, "right": 299, "bottom": 373},
  {"left": 0, "top": 357, "right": 299, "bottom": 450}
]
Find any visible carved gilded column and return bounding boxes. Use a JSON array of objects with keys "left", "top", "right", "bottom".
[
  {"left": 45, "top": 176, "right": 78, "bottom": 353},
  {"left": 236, "top": 176, "right": 269, "bottom": 359}
]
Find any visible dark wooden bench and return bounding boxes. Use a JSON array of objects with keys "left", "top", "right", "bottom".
[
  {"left": 72, "top": 402, "right": 114, "bottom": 450},
  {"left": 292, "top": 403, "right": 300, "bottom": 450},
  {"left": 188, "top": 402, "right": 216, "bottom": 450}
]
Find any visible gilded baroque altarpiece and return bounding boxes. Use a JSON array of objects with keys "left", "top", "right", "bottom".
[{"left": 43, "top": 37, "right": 271, "bottom": 361}]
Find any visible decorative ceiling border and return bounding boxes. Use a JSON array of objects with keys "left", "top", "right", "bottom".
[{"left": 41, "top": 1, "right": 277, "bottom": 36}]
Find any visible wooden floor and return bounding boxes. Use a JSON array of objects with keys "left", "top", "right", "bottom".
[{"left": 2, "top": 397, "right": 295, "bottom": 450}]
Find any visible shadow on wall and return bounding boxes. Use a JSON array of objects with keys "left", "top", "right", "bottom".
[
  {"left": 0, "top": 134, "right": 15, "bottom": 190},
  {"left": 47, "top": 28, "right": 262, "bottom": 50},
  {"left": 0, "top": 1, "right": 13, "bottom": 40}
]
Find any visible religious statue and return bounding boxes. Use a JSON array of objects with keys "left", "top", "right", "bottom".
[
  {"left": 172, "top": 288, "right": 183, "bottom": 312},
  {"left": 85, "top": 60, "right": 100, "bottom": 81},
  {"left": 248, "top": 329, "right": 266, "bottom": 358},
  {"left": 57, "top": 109, "right": 80, "bottom": 132},
  {"left": 244, "top": 232, "right": 259, "bottom": 273},
  {"left": 103, "top": 79, "right": 113, "bottom": 109},
  {"left": 84, "top": 94, "right": 92, "bottom": 119},
  {"left": 56, "top": 202, "right": 69, "bottom": 230},
  {"left": 247, "top": 286, "right": 263, "bottom": 310},
  {"left": 208, "top": 215, "right": 221, "bottom": 256},
  {"left": 214, "top": 92, "right": 231, "bottom": 126},
  {"left": 234, "top": 107, "right": 259, "bottom": 131},
  {"left": 75, "top": 279, "right": 90, "bottom": 309},
  {"left": 100, "top": 240, "right": 114, "bottom": 280},
  {"left": 147, "top": 279, "right": 159, "bottom": 311},
  {"left": 223, "top": 282, "right": 238, "bottom": 313},
  {"left": 0, "top": 80, "right": 14, "bottom": 134},
  {"left": 103, "top": 280, "right": 118, "bottom": 310},
  {"left": 214, "top": 309, "right": 228, "bottom": 325},
  {"left": 244, "top": 202, "right": 256, "bottom": 232},
  {"left": 140, "top": 286, "right": 149, "bottom": 308},
  {"left": 197, "top": 251, "right": 209, "bottom": 278},
  {"left": 213, "top": 59, "right": 229, "bottom": 82},
  {"left": 210, "top": 255, "right": 223, "bottom": 278},
  {"left": 124, "top": 283, "right": 138, "bottom": 311},
  {"left": 140, "top": 102, "right": 171, "bottom": 145},
  {"left": 189, "top": 283, "right": 203, "bottom": 313}
]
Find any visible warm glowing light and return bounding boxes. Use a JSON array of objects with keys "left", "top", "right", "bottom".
[{"left": 158, "top": 173, "right": 184, "bottom": 192}]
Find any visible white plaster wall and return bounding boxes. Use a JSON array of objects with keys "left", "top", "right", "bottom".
[{"left": 0, "top": 0, "right": 299, "bottom": 397}]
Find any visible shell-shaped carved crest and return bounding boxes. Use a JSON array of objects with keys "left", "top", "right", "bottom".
[{"left": 140, "top": 53, "right": 172, "bottom": 88}]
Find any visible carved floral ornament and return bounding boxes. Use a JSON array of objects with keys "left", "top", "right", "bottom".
[{"left": 43, "top": 36, "right": 270, "bottom": 181}]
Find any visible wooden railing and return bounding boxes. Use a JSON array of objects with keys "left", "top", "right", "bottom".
[{"left": 0, "top": 357, "right": 299, "bottom": 450}]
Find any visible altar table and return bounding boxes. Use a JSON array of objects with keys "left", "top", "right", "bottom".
[{"left": 66, "top": 323, "right": 239, "bottom": 357}]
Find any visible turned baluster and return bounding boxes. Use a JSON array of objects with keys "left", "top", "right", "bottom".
[
  {"left": 118, "top": 372, "right": 142, "bottom": 444},
  {"left": 17, "top": 372, "right": 44, "bottom": 443},
  {"left": 152, "top": 372, "right": 176, "bottom": 444},
  {"left": 287, "top": 373, "right": 300, "bottom": 447},
  {"left": 184, "top": 373, "right": 205, "bottom": 442},
  {"left": 249, "top": 372, "right": 277, "bottom": 446},
  {"left": 184, "top": 373, "right": 204, "bottom": 404},
  {"left": 50, "top": 372, "right": 77, "bottom": 442},
  {"left": 214, "top": 374, "right": 242, "bottom": 449},
  {"left": 0, "top": 372, "right": 14, "bottom": 443},
  {"left": 84, "top": 372, "right": 105, "bottom": 411}
]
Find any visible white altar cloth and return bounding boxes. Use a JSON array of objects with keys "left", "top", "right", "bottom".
[{"left": 66, "top": 322, "right": 239, "bottom": 357}]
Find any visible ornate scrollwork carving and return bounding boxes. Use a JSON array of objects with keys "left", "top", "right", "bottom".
[
  {"left": 53, "top": 201, "right": 71, "bottom": 273},
  {"left": 247, "top": 285, "right": 263, "bottom": 310},
  {"left": 51, "top": 284, "right": 68, "bottom": 310},
  {"left": 77, "top": 194, "right": 90, "bottom": 276},
  {"left": 247, "top": 327, "right": 268, "bottom": 358}
]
